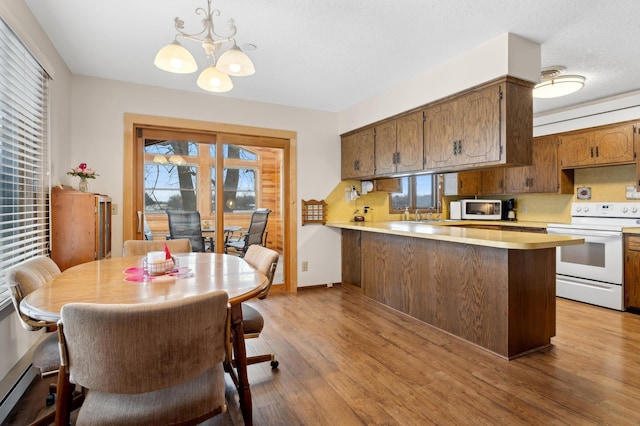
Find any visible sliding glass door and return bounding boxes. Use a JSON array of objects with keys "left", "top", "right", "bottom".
[{"left": 136, "top": 128, "right": 285, "bottom": 285}]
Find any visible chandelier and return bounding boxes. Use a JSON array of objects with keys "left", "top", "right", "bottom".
[{"left": 154, "top": 0, "right": 255, "bottom": 93}]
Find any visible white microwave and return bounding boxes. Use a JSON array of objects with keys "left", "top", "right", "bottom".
[{"left": 460, "top": 199, "right": 502, "bottom": 220}]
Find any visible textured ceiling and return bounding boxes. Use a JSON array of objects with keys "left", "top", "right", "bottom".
[{"left": 24, "top": 0, "right": 640, "bottom": 115}]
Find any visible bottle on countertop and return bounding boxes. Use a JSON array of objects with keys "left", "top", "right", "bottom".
[{"left": 403, "top": 207, "right": 410, "bottom": 221}]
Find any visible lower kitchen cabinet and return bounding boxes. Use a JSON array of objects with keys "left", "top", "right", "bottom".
[
  {"left": 341, "top": 229, "right": 362, "bottom": 288},
  {"left": 625, "top": 235, "right": 640, "bottom": 310}
]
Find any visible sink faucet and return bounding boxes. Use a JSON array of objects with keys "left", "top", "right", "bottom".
[{"left": 415, "top": 209, "right": 422, "bottom": 221}]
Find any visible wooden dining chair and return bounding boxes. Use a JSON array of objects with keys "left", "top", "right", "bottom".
[
  {"left": 224, "top": 208, "right": 271, "bottom": 257},
  {"left": 56, "top": 291, "right": 229, "bottom": 425},
  {"left": 122, "top": 238, "right": 192, "bottom": 256},
  {"left": 228, "top": 245, "right": 280, "bottom": 374},
  {"left": 6, "top": 256, "right": 77, "bottom": 425}
]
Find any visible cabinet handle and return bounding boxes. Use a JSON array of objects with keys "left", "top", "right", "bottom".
[
  {"left": 354, "top": 160, "right": 359, "bottom": 171},
  {"left": 590, "top": 147, "right": 594, "bottom": 158},
  {"left": 137, "top": 210, "right": 143, "bottom": 234},
  {"left": 395, "top": 152, "right": 400, "bottom": 165},
  {"left": 595, "top": 146, "right": 599, "bottom": 157},
  {"left": 453, "top": 140, "right": 458, "bottom": 156},
  {"left": 499, "top": 179, "right": 503, "bottom": 189},
  {"left": 457, "top": 140, "right": 462, "bottom": 155}
]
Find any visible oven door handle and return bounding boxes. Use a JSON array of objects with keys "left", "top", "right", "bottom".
[{"left": 547, "top": 228, "right": 621, "bottom": 238}]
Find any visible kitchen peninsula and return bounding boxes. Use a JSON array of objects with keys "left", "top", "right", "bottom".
[{"left": 328, "top": 221, "right": 584, "bottom": 359}]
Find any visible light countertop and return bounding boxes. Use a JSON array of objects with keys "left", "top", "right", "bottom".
[{"left": 326, "top": 220, "right": 584, "bottom": 250}]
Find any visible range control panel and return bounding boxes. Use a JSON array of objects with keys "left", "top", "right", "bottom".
[{"left": 571, "top": 202, "right": 640, "bottom": 218}]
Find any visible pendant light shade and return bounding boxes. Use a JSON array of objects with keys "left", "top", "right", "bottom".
[
  {"left": 154, "top": 41, "right": 198, "bottom": 74},
  {"left": 153, "top": 154, "right": 168, "bottom": 164},
  {"left": 154, "top": 0, "right": 256, "bottom": 92},
  {"left": 216, "top": 45, "right": 255, "bottom": 76},
  {"left": 168, "top": 155, "right": 186, "bottom": 165},
  {"left": 197, "top": 65, "right": 234, "bottom": 92}
]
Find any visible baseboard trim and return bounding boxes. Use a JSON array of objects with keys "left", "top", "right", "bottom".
[
  {"left": 0, "top": 333, "right": 47, "bottom": 423},
  {"left": 0, "top": 364, "right": 37, "bottom": 423},
  {"left": 298, "top": 282, "right": 341, "bottom": 290}
]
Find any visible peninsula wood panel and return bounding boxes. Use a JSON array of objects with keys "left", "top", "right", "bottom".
[
  {"left": 341, "top": 229, "right": 361, "bottom": 288},
  {"left": 360, "top": 231, "right": 555, "bottom": 359}
]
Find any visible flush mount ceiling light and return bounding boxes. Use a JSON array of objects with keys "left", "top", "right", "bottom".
[
  {"left": 154, "top": 0, "right": 255, "bottom": 93},
  {"left": 533, "top": 67, "right": 586, "bottom": 99}
]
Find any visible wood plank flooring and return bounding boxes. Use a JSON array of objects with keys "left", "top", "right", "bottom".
[{"left": 6, "top": 285, "right": 640, "bottom": 425}]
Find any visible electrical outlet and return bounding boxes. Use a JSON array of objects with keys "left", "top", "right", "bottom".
[
  {"left": 521, "top": 205, "right": 528, "bottom": 213},
  {"left": 111, "top": 204, "right": 118, "bottom": 215},
  {"left": 301, "top": 261, "right": 308, "bottom": 272}
]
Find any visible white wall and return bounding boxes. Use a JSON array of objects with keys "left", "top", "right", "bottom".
[
  {"left": 534, "top": 90, "right": 640, "bottom": 135},
  {"left": 67, "top": 76, "right": 342, "bottom": 287},
  {"left": 0, "top": 0, "right": 72, "bottom": 389},
  {"left": 339, "top": 33, "right": 541, "bottom": 134}
]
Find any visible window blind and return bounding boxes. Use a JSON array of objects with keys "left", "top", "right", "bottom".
[{"left": 0, "top": 18, "right": 50, "bottom": 310}]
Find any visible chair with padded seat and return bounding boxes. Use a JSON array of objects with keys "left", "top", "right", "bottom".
[
  {"left": 166, "top": 210, "right": 212, "bottom": 252},
  {"left": 122, "top": 239, "right": 192, "bottom": 256},
  {"left": 56, "top": 291, "right": 229, "bottom": 425},
  {"left": 224, "top": 208, "right": 271, "bottom": 257},
  {"left": 6, "top": 256, "right": 81, "bottom": 426},
  {"left": 227, "top": 244, "right": 280, "bottom": 376}
]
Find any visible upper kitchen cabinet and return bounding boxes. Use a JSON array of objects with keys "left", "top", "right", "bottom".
[
  {"left": 559, "top": 122, "right": 635, "bottom": 169},
  {"left": 374, "top": 112, "right": 424, "bottom": 176},
  {"left": 341, "top": 128, "right": 375, "bottom": 180},
  {"left": 443, "top": 171, "right": 480, "bottom": 196},
  {"left": 424, "top": 77, "right": 533, "bottom": 172},
  {"left": 506, "top": 135, "right": 574, "bottom": 194},
  {"left": 480, "top": 169, "right": 505, "bottom": 195}
]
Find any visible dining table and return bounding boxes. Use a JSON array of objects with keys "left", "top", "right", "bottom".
[{"left": 20, "top": 252, "right": 267, "bottom": 426}]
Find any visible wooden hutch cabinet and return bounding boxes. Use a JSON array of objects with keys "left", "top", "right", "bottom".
[{"left": 51, "top": 187, "right": 112, "bottom": 271}]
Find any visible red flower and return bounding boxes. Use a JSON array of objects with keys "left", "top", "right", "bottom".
[{"left": 79, "top": 163, "right": 87, "bottom": 170}]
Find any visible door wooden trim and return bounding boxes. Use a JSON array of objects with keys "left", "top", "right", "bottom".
[{"left": 123, "top": 113, "right": 297, "bottom": 292}]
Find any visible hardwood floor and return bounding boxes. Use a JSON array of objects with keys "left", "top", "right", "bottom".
[{"left": 6, "top": 285, "right": 640, "bottom": 425}]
